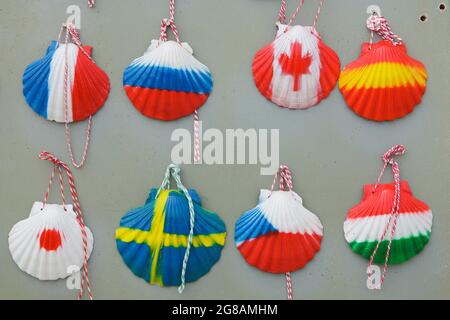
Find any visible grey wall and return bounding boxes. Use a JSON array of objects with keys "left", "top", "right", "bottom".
[{"left": 0, "top": 0, "right": 449, "bottom": 300}]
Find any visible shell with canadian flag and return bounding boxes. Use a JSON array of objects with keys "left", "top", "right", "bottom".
[
  {"left": 235, "top": 189, "right": 323, "bottom": 273},
  {"left": 252, "top": 22, "right": 341, "bottom": 109},
  {"left": 344, "top": 181, "right": 432, "bottom": 265}
]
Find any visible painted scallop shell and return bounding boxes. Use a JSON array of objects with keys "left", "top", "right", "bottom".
[
  {"left": 123, "top": 40, "right": 213, "bottom": 121},
  {"left": 116, "top": 188, "right": 226, "bottom": 287},
  {"left": 339, "top": 40, "right": 427, "bottom": 121},
  {"left": 235, "top": 189, "right": 323, "bottom": 273},
  {"left": 344, "top": 181, "right": 432, "bottom": 265},
  {"left": 253, "top": 23, "right": 340, "bottom": 109},
  {"left": 8, "top": 202, "right": 94, "bottom": 280},
  {"left": 23, "top": 41, "right": 110, "bottom": 123}
]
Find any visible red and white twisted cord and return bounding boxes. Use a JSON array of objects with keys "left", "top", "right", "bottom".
[
  {"left": 367, "top": 14, "right": 403, "bottom": 46},
  {"left": 160, "top": 0, "right": 181, "bottom": 43},
  {"left": 39, "top": 151, "right": 93, "bottom": 300},
  {"left": 62, "top": 24, "right": 94, "bottom": 169},
  {"left": 87, "top": 0, "right": 95, "bottom": 8},
  {"left": 270, "top": 165, "right": 294, "bottom": 299},
  {"left": 312, "top": 0, "right": 325, "bottom": 29},
  {"left": 369, "top": 145, "right": 406, "bottom": 288},
  {"left": 193, "top": 110, "right": 201, "bottom": 164}
]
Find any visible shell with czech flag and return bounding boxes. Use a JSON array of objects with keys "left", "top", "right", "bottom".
[
  {"left": 252, "top": 23, "right": 341, "bottom": 110},
  {"left": 343, "top": 181, "right": 432, "bottom": 265},
  {"left": 235, "top": 189, "right": 323, "bottom": 273}
]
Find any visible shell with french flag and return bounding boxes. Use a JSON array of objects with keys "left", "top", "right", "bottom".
[
  {"left": 235, "top": 189, "right": 323, "bottom": 273},
  {"left": 23, "top": 41, "right": 110, "bottom": 123},
  {"left": 123, "top": 39, "right": 213, "bottom": 121},
  {"left": 344, "top": 181, "right": 432, "bottom": 265},
  {"left": 252, "top": 23, "right": 341, "bottom": 109}
]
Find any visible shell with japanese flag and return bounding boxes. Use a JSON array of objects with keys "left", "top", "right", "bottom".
[
  {"left": 8, "top": 152, "right": 94, "bottom": 300},
  {"left": 344, "top": 181, "right": 432, "bottom": 265},
  {"left": 252, "top": 22, "right": 340, "bottom": 109}
]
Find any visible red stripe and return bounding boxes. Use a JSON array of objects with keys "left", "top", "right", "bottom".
[
  {"left": 317, "top": 39, "right": 341, "bottom": 101},
  {"left": 341, "top": 85, "right": 426, "bottom": 121},
  {"left": 125, "top": 86, "right": 208, "bottom": 121},
  {"left": 238, "top": 232, "right": 322, "bottom": 273},
  {"left": 346, "top": 41, "right": 426, "bottom": 69},
  {"left": 347, "top": 181, "right": 430, "bottom": 219},
  {"left": 252, "top": 43, "right": 274, "bottom": 102},
  {"left": 72, "top": 46, "right": 110, "bottom": 122}
]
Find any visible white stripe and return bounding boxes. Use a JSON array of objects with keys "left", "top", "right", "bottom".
[
  {"left": 271, "top": 25, "right": 321, "bottom": 109},
  {"left": 344, "top": 211, "right": 432, "bottom": 243},
  {"left": 47, "top": 43, "right": 78, "bottom": 123},
  {"left": 132, "top": 40, "right": 210, "bottom": 73},
  {"left": 259, "top": 191, "right": 323, "bottom": 236}
]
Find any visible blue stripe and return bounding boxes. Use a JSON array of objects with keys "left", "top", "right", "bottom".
[
  {"left": 123, "top": 64, "right": 213, "bottom": 94},
  {"left": 23, "top": 41, "right": 58, "bottom": 119},
  {"left": 162, "top": 191, "right": 226, "bottom": 235},
  {"left": 119, "top": 202, "right": 155, "bottom": 231},
  {"left": 235, "top": 207, "right": 277, "bottom": 243},
  {"left": 116, "top": 240, "right": 151, "bottom": 282},
  {"left": 160, "top": 245, "right": 223, "bottom": 286}
]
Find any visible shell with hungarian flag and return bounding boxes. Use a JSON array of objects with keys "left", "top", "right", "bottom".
[{"left": 343, "top": 181, "right": 432, "bottom": 265}]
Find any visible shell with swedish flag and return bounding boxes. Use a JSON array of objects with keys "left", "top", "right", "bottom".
[{"left": 116, "top": 165, "right": 226, "bottom": 290}]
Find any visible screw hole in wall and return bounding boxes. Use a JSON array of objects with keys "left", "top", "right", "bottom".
[
  {"left": 439, "top": 3, "right": 446, "bottom": 11},
  {"left": 419, "top": 14, "right": 428, "bottom": 22}
]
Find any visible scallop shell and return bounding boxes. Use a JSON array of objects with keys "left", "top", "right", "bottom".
[
  {"left": 123, "top": 40, "right": 214, "bottom": 121},
  {"left": 252, "top": 23, "right": 340, "bottom": 109},
  {"left": 8, "top": 202, "right": 94, "bottom": 280},
  {"left": 116, "top": 188, "right": 226, "bottom": 287},
  {"left": 343, "top": 181, "right": 432, "bottom": 265},
  {"left": 235, "top": 189, "right": 323, "bottom": 274},
  {"left": 339, "top": 40, "right": 427, "bottom": 121},
  {"left": 23, "top": 41, "right": 110, "bottom": 123}
]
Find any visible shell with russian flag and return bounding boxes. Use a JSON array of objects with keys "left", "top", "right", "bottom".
[
  {"left": 8, "top": 202, "right": 94, "bottom": 281},
  {"left": 123, "top": 40, "right": 213, "bottom": 121},
  {"left": 23, "top": 41, "right": 110, "bottom": 123},
  {"left": 344, "top": 181, "right": 432, "bottom": 265},
  {"left": 235, "top": 189, "right": 323, "bottom": 273},
  {"left": 252, "top": 23, "right": 341, "bottom": 109},
  {"left": 339, "top": 41, "right": 428, "bottom": 121}
]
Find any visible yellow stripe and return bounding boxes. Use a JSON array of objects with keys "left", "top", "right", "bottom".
[
  {"left": 116, "top": 227, "right": 226, "bottom": 248},
  {"left": 339, "top": 62, "right": 427, "bottom": 89}
]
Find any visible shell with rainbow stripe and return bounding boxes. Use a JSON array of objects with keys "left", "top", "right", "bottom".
[
  {"left": 252, "top": 23, "right": 341, "bottom": 110},
  {"left": 339, "top": 41, "right": 427, "bottom": 121},
  {"left": 116, "top": 188, "right": 226, "bottom": 287},
  {"left": 123, "top": 40, "right": 213, "bottom": 121},
  {"left": 344, "top": 181, "right": 432, "bottom": 265},
  {"left": 235, "top": 189, "right": 323, "bottom": 273},
  {"left": 23, "top": 41, "right": 110, "bottom": 123}
]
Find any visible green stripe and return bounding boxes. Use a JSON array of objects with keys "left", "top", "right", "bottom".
[{"left": 349, "top": 232, "right": 431, "bottom": 265}]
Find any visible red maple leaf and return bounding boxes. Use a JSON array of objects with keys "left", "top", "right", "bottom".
[{"left": 278, "top": 41, "right": 313, "bottom": 92}]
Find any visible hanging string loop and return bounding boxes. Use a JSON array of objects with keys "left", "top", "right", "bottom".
[
  {"left": 367, "top": 13, "right": 403, "bottom": 48},
  {"left": 269, "top": 165, "right": 294, "bottom": 300},
  {"left": 39, "top": 151, "right": 93, "bottom": 300},
  {"left": 157, "top": 164, "right": 196, "bottom": 294},
  {"left": 368, "top": 145, "right": 406, "bottom": 289}
]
